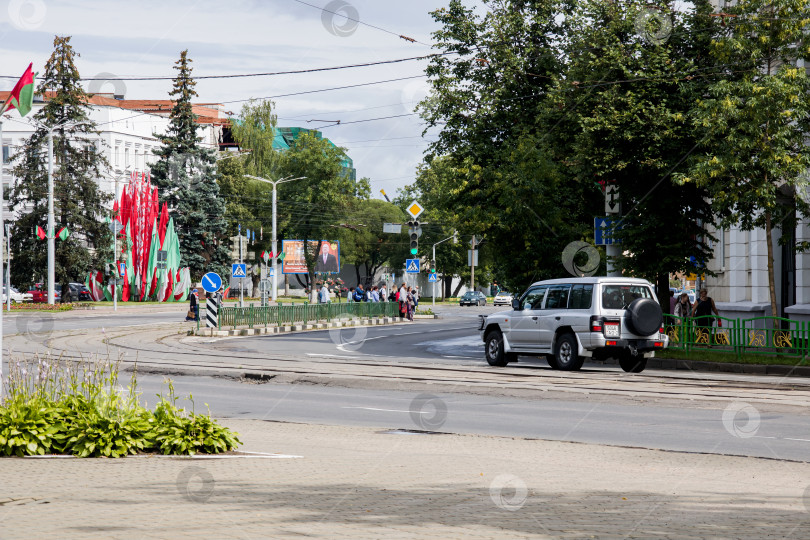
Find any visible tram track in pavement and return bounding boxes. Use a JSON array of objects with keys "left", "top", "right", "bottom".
[{"left": 6, "top": 321, "right": 810, "bottom": 409}]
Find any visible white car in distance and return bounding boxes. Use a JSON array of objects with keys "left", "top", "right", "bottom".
[
  {"left": 2, "top": 286, "right": 33, "bottom": 304},
  {"left": 493, "top": 291, "right": 514, "bottom": 306}
]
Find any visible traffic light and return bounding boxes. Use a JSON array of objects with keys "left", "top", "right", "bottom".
[
  {"left": 430, "top": 259, "right": 436, "bottom": 273},
  {"left": 408, "top": 220, "right": 419, "bottom": 255}
]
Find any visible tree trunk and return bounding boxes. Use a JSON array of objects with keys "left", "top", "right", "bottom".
[
  {"left": 354, "top": 265, "right": 361, "bottom": 287},
  {"left": 765, "top": 210, "right": 779, "bottom": 326},
  {"left": 443, "top": 276, "right": 452, "bottom": 298}
]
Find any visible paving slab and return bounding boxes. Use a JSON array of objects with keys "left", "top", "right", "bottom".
[{"left": 0, "top": 420, "right": 808, "bottom": 539}]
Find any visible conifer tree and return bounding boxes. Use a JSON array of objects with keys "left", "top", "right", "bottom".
[
  {"left": 150, "top": 50, "right": 229, "bottom": 279},
  {"left": 8, "top": 35, "right": 111, "bottom": 289}
]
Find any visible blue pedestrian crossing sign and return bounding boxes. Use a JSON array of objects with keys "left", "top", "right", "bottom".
[
  {"left": 428, "top": 273, "right": 438, "bottom": 282},
  {"left": 268, "top": 268, "right": 275, "bottom": 278},
  {"left": 405, "top": 259, "right": 420, "bottom": 273},
  {"left": 232, "top": 263, "right": 247, "bottom": 278},
  {"left": 202, "top": 272, "right": 222, "bottom": 293}
]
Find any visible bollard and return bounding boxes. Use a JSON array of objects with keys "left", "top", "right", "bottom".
[{"left": 206, "top": 297, "right": 218, "bottom": 330}]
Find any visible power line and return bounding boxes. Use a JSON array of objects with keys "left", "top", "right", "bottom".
[
  {"left": 291, "top": 0, "right": 433, "bottom": 46},
  {"left": 0, "top": 54, "right": 449, "bottom": 82}
]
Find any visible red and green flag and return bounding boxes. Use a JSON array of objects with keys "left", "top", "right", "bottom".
[
  {"left": 1, "top": 63, "right": 35, "bottom": 117},
  {"left": 36, "top": 226, "right": 46, "bottom": 240},
  {"left": 57, "top": 227, "right": 69, "bottom": 241}
]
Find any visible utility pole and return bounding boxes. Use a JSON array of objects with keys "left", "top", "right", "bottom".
[
  {"left": 470, "top": 235, "right": 477, "bottom": 292},
  {"left": 45, "top": 120, "right": 90, "bottom": 304},
  {"left": 6, "top": 224, "right": 10, "bottom": 312},
  {"left": 244, "top": 174, "right": 306, "bottom": 303}
]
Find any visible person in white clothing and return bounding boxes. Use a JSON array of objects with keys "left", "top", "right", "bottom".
[{"left": 319, "top": 283, "right": 331, "bottom": 303}]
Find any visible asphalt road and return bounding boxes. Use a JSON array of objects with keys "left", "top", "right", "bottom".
[{"left": 135, "top": 373, "right": 810, "bottom": 462}]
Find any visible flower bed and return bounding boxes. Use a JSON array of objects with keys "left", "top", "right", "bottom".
[
  {"left": 11, "top": 303, "right": 74, "bottom": 312},
  {"left": 0, "top": 355, "right": 240, "bottom": 457}
]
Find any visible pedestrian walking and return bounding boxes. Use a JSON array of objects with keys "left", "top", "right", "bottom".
[
  {"left": 348, "top": 287, "right": 355, "bottom": 302},
  {"left": 319, "top": 282, "right": 331, "bottom": 304},
  {"left": 353, "top": 284, "right": 366, "bottom": 302},
  {"left": 691, "top": 288, "right": 720, "bottom": 345},
  {"left": 413, "top": 286, "right": 420, "bottom": 308},
  {"left": 673, "top": 293, "right": 690, "bottom": 319},
  {"left": 406, "top": 286, "right": 415, "bottom": 322},
  {"left": 398, "top": 282, "right": 407, "bottom": 317},
  {"left": 186, "top": 287, "right": 200, "bottom": 321},
  {"left": 369, "top": 286, "right": 380, "bottom": 302},
  {"left": 669, "top": 290, "right": 676, "bottom": 314},
  {"left": 380, "top": 285, "right": 387, "bottom": 302}
]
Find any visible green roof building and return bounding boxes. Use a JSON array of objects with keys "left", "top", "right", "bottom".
[{"left": 273, "top": 127, "right": 356, "bottom": 183}]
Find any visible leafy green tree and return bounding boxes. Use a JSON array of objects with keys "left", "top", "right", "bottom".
[
  {"left": 276, "top": 132, "right": 365, "bottom": 299},
  {"left": 552, "top": 0, "right": 719, "bottom": 307},
  {"left": 678, "top": 0, "right": 810, "bottom": 320},
  {"left": 338, "top": 198, "right": 405, "bottom": 286},
  {"left": 150, "top": 50, "right": 229, "bottom": 280},
  {"left": 9, "top": 35, "right": 111, "bottom": 289}
]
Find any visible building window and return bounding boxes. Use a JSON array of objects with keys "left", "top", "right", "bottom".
[{"left": 2, "top": 144, "right": 9, "bottom": 164}]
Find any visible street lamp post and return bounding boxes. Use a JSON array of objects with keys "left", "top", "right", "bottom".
[
  {"left": 45, "top": 120, "right": 91, "bottom": 304},
  {"left": 432, "top": 231, "right": 458, "bottom": 307},
  {"left": 243, "top": 175, "right": 305, "bottom": 303}
]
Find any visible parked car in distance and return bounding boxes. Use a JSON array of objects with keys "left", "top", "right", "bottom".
[
  {"left": 67, "top": 282, "right": 93, "bottom": 301},
  {"left": 460, "top": 291, "right": 487, "bottom": 306},
  {"left": 493, "top": 291, "right": 514, "bottom": 306},
  {"left": 2, "top": 286, "right": 33, "bottom": 303},
  {"left": 28, "top": 283, "right": 61, "bottom": 303}
]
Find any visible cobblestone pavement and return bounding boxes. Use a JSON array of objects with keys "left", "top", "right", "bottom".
[{"left": 1, "top": 419, "right": 809, "bottom": 539}]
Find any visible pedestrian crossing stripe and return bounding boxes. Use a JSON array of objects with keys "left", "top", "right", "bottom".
[
  {"left": 406, "top": 259, "right": 419, "bottom": 273},
  {"left": 232, "top": 263, "right": 246, "bottom": 278}
]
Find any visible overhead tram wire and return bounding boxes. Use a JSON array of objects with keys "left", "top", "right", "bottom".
[{"left": 291, "top": 0, "right": 433, "bottom": 47}]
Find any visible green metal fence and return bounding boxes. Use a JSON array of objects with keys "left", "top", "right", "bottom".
[
  {"left": 663, "top": 314, "right": 808, "bottom": 359},
  {"left": 215, "top": 301, "right": 400, "bottom": 330}
]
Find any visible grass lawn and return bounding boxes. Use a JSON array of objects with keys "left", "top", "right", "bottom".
[{"left": 661, "top": 347, "right": 810, "bottom": 366}]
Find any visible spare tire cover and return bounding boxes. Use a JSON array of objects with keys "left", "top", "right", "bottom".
[{"left": 625, "top": 298, "right": 663, "bottom": 336}]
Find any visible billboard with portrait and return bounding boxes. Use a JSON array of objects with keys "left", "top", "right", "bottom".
[{"left": 282, "top": 240, "right": 341, "bottom": 274}]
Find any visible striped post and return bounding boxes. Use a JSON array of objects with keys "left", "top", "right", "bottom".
[{"left": 206, "top": 297, "right": 218, "bottom": 329}]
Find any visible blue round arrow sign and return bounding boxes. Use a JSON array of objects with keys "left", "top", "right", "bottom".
[{"left": 201, "top": 272, "right": 222, "bottom": 293}]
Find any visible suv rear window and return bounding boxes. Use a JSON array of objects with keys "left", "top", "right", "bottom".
[
  {"left": 569, "top": 284, "right": 593, "bottom": 309},
  {"left": 601, "top": 285, "right": 653, "bottom": 309}
]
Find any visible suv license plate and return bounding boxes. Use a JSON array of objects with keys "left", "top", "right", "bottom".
[{"left": 604, "top": 323, "right": 620, "bottom": 338}]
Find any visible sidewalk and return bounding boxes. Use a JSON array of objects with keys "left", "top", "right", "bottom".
[{"left": 1, "top": 419, "right": 809, "bottom": 539}]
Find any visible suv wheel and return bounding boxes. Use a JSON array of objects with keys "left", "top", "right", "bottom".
[
  {"left": 485, "top": 330, "right": 510, "bottom": 367},
  {"left": 546, "top": 354, "right": 560, "bottom": 370},
  {"left": 554, "top": 333, "right": 585, "bottom": 371},
  {"left": 619, "top": 354, "right": 647, "bottom": 373}
]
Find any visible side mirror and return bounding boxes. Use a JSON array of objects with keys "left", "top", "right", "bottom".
[{"left": 512, "top": 298, "right": 522, "bottom": 311}]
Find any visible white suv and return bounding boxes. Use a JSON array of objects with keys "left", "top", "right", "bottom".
[{"left": 479, "top": 277, "right": 667, "bottom": 373}]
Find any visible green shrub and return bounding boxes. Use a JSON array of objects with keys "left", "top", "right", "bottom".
[
  {"left": 0, "top": 398, "right": 66, "bottom": 456},
  {"left": 152, "top": 382, "right": 240, "bottom": 455}
]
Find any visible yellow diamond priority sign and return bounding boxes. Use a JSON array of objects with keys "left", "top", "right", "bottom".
[{"left": 406, "top": 200, "right": 424, "bottom": 219}]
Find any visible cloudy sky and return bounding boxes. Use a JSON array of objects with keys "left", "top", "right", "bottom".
[{"left": 0, "top": 0, "right": 477, "bottom": 198}]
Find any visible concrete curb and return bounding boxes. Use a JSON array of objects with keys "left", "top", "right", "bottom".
[
  {"left": 192, "top": 316, "right": 405, "bottom": 337},
  {"left": 599, "top": 355, "right": 810, "bottom": 378}
]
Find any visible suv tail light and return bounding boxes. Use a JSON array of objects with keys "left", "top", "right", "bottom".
[{"left": 590, "top": 316, "right": 603, "bottom": 332}]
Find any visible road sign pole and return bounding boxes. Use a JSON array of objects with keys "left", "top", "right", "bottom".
[
  {"left": 272, "top": 183, "right": 278, "bottom": 303},
  {"left": 239, "top": 230, "right": 244, "bottom": 308},
  {"left": 432, "top": 244, "right": 436, "bottom": 307}
]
